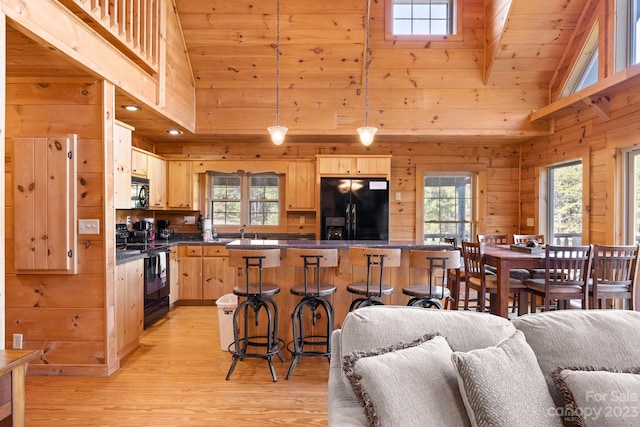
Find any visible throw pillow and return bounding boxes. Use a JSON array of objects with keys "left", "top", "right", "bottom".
[
  {"left": 552, "top": 366, "right": 640, "bottom": 427},
  {"left": 343, "top": 333, "right": 470, "bottom": 427},
  {"left": 450, "top": 330, "right": 563, "bottom": 427}
]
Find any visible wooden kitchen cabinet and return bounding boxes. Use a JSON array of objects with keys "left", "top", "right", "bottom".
[
  {"left": 316, "top": 155, "right": 391, "bottom": 179},
  {"left": 114, "top": 121, "right": 133, "bottom": 209},
  {"left": 202, "top": 246, "right": 234, "bottom": 300},
  {"left": 177, "top": 245, "right": 234, "bottom": 302},
  {"left": 13, "top": 135, "right": 77, "bottom": 274},
  {"left": 167, "top": 160, "right": 198, "bottom": 209},
  {"left": 286, "top": 161, "right": 316, "bottom": 211},
  {"left": 177, "top": 257, "right": 202, "bottom": 300},
  {"left": 147, "top": 154, "right": 166, "bottom": 209},
  {"left": 115, "top": 258, "right": 144, "bottom": 359},
  {"left": 131, "top": 148, "right": 148, "bottom": 177}
]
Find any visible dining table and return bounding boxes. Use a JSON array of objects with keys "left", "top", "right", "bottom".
[{"left": 482, "top": 244, "right": 546, "bottom": 318}]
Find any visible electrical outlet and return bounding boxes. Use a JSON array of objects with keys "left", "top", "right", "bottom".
[
  {"left": 12, "top": 334, "right": 23, "bottom": 349},
  {"left": 299, "top": 216, "right": 305, "bottom": 224},
  {"left": 395, "top": 192, "right": 402, "bottom": 201},
  {"left": 184, "top": 216, "right": 196, "bottom": 225}
]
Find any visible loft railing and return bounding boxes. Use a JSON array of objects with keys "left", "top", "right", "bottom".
[
  {"left": 66, "top": 0, "right": 161, "bottom": 72},
  {"left": 425, "top": 233, "right": 583, "bottom": 246}
]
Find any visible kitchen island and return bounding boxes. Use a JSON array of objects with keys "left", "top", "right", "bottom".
[{"left": 116, "top": 238, "right": 454, "bottom": 344}]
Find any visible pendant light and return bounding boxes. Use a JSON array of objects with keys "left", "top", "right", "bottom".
[
  {"left": 357, "top": 0, "right": 377, "bottom": 146},
  {"left": 267, "top": 0, "right": 288, "bottom": 145}
]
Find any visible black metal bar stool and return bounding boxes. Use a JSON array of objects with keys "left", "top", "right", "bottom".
[
  {"left": 347, "top": 247, "right": 402, "bottom": 311},
  {"left": 226, "top": 249, "right": 285, "bottom": 382},
  {"left": 284, "top": 248, "right": 338, "bottom": 379},
  {"left": 403, "top": 249, "right": 461, "bottom": 309}
]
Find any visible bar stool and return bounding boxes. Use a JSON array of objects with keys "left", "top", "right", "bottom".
[
  {"left": 283, "top": 248, "right": 338, "bottom": 379},
  {"left": 226, "top": 249, "right": 285, "bottom": 382},
  {"left": 403, "top": 249, "right": 461, "bottom": 309},
  {"left": 347, "top": 247, "right": 402, "bottom": 311}
]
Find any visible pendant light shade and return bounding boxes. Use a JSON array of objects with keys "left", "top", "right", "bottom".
[
  {"left": 269, "top": 0, "right": 287, "bottom": 145},
  {"left": 268, "top": 125, "right": 288, "bottom": 145},
  {"left": 358, "top": 0, "right": 377, "bottom": 146},
  {"left": 357, "top": 126, "right": 377, "bottom": 146}
]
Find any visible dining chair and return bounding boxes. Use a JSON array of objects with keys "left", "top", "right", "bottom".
[
  {"left": 512, "top": 234, "right": 547, "bottom": 279},
  {"left": 589, "top": 244, "right": 639, "bottom": 309},
  {"left": 443, "top": 237, "right": 464, "bottom": 309},
  {"left": 461, "top": 241, "right": 527, "bottom": 313},
  {"left": 477, "top": 234, "right": 509, "bottom": 245},
  {"left": 347, "top": 247, "right": 402, "bottom": 311},
  {"left": 524, "top": 245, "right": 592, "bottom": 312},
  {"left": 402, "top": 249, "right": 461, "bottom": 309}
]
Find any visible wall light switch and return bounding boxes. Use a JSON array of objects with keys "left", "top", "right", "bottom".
[
  {"left": 526, "top": 217, "right": 534, "bottom": 227},
  {"left": 79, "top": 219, "right": 100, "bottom": 235},
  {"left": 395, "top": 192, "right": 402, "bottom": 201}
]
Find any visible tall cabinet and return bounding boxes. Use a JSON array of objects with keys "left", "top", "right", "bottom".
[{"left": 114, "top": 121, "right": 133, "bottom": 209}]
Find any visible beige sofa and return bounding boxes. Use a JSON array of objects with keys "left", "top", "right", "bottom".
[{"left": 328, "top": 306, "right": 640, "bottom": 427}]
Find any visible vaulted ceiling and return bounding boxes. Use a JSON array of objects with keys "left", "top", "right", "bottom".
[{"left": 5, "top": 0, "right": 591, "bottom": 145}]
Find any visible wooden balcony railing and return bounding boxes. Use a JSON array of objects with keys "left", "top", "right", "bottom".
[{"left": 65, "top": 0, "right": 162, "bottom": 73}]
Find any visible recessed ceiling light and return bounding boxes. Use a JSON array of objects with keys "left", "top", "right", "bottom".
[
  {"left": 166, "top": 129, "right": 183, "bottom": 135},
  {"left": 121, "top": 105, "right": 142, "bottom": 112}
]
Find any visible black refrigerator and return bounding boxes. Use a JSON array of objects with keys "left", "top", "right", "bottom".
[{"left": 320, "top": 178, "right": 389, "bottom": 240}]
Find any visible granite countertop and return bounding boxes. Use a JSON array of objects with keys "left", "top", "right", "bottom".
[{"left": 116, "top": 235, "right": 452, "bottom": 264}]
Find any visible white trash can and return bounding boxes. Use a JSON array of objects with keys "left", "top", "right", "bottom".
[{"left": 216, "top": 294, "right": 238, "bottom": 351}]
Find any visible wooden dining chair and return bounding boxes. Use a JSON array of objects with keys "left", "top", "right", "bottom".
[
  {"left": 461, "top": 241, "right": 527, "bottom": 313},
  {"left": 477, "top": 234, "right": 509, "bottom": 245},
  {"left": 590, "top": 244, "right": 639, "bottom": 309},
  {"left": 524, "top": 245, "right": 592, "bottom": 312}
]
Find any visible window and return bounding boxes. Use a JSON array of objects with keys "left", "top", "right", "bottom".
[
  {"left": 210, "top": 172, "right": 280, "bottom": 226},
  {"left": 615, "top": 0, "right": 640, "bottom": 72},
  {"left": 546, "top": 162, "right": 583, "bottom": 245},
  {"left": 624, "top": 149, "right": 640, "bottom": 244},
  {"left": 423, "top": 173, "right": 473, "bottom": 244},
  {"left": 388, "top": 0, "right": 457, "bottom": 37},
  {"left": 561, "top": 23, "right": 598, "bottom": 97}
]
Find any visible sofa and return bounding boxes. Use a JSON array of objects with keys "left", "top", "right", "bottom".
[{"left": 328, "top": 306, "right": 640, "bottom": 427}]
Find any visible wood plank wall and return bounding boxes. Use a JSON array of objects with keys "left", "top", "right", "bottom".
[
  {"left": 520, "top": 79, "right": 640, "bottom": 244},
  {"left": 154, "top": 140, "right": 523, "bottom": 240},
  {"left": 4, "top": 78, "right": 111, "bottom": 375}
]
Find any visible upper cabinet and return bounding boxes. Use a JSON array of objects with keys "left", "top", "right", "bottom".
[
  {"left": 316, "top": 155, "right": 391, "bottom": 179},
  {"left": 131, "top": 148, "right": 148, "bottom": 178},
  {"left": 147, "top": 154, "right": 167, "bottom": 209},
  {"left": 167, "top": 160, "right": 198, "bottom": 210},
  {"left": 13, "top": 135, "right": 77, "bottom": 274},
  {"left": 114, "top": 121, "right": 133, "bottom": 209},
  {"left": 286, "top": 161, "right": 316, "bottom": 211}
]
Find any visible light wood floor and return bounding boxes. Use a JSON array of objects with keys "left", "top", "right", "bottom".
[{"left": 24, "top": 306, "right": 329, "bottom": 426}]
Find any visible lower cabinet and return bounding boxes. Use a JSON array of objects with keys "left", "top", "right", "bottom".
[
  {"left": 177, "top": 245, "right": 235, "bottom": 302},
  {"left": 115, "top": 258, "right": 144, "bottom": 359}
]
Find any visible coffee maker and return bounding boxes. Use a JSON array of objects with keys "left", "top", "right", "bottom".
[{"left": 157, "top": 220, "right": 173, "bottom": 240}]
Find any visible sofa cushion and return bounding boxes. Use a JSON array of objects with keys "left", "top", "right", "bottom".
[
  {"left": 552, "top": 366, "right": 640, "bottom": 427},
  {"left": 512, "top": 310, "right": 640, "bottom": 410},
  {"left": 451, "top": 330, "right": 563, "bottom": 427},
  {"left": 343, "top": 333, "right": 470, "bottom": 427},
  {"left": 339, "top": 306, "right": 516, "bottom": 388}
]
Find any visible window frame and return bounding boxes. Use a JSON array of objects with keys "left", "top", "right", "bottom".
[
  {"left": 560, "top": 21, "right": 599, "bottom": 98},
  {"left": 537, "top": 155, "right": 590, "bottom": 246},
  {"left": 614, "top": 0, "right": 640, "bottom": 73},
  {"left": 207, "top": 171, "right": 284, "bottom": 231},
  {"left": 415, "top": 163, "right": 485, "bottom": 244},
  {"left": 385, "top": 0, "right": 463, "bottom": 42}
]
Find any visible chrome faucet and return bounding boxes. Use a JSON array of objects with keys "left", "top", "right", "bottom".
[{"left": 240, "top": 227, "right": 245, "bottom": 239}]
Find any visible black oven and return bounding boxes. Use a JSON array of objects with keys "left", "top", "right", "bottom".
[{"left": 144, "top": 249, "right": 170, "bottom": 328}]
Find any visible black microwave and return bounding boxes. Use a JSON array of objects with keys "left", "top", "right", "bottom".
[{"left": 131, "top": 176, "right": 150, "bottom": 209}]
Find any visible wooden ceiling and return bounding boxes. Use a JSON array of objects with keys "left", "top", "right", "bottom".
[{"left": 5, "top": 0, "right": 590, "bottom": 145}]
